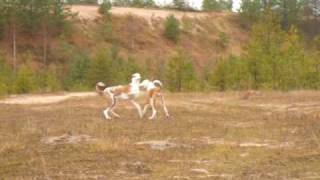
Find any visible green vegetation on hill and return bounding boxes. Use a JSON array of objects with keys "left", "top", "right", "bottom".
[
  {"left": 164, "top": 15, "right": 181, "bottom": 42},
  {"left": 0, "top": 0, "right": 319, "bottom": 94},
  {"left": 202, "top": 0, "right": 233, "bottom": 12},
  {"left": 210, "top": 1, "right": 320, "bottom": 91}
]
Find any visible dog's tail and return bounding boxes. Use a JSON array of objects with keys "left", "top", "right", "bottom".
[
  {"left": 153, "top": 80, "right": 163, "bottom": 88},
  {"left": 95, "top": 82, "right": 107, "bottom": 96}
]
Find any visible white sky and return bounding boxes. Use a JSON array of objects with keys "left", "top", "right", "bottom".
[{"left": 154, "top": 0, "right": 242, "bottom": 12}]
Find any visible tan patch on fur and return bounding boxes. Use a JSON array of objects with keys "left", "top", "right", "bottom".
[
  {"left": 148, "top": 87, "right": 161, "bottom": 98},
  {"left": 111, "top": 85, "right": 131, "bottom": 96},
  {"left": 144, "top": 87, "right": 161, "bottom": 105}
]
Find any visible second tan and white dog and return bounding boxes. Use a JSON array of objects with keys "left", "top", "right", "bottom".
[
  {"left": 139, "top": 79, "right": 170, "bottom": 120},
  {"left": 96, "top": 73, "right": 143, "bottom": 120}
]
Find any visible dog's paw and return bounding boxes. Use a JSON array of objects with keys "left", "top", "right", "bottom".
[{"left": 102, "top": 112, "right": 111, "bottom": 120}]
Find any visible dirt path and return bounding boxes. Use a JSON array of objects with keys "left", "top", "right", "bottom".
[
  {"left": 70, "top": 5, "right": 213, "bottom": 20},
  {"left": 0, "top": 92, "right": 96, "bottom": 105},
  {"left": 2, "top": 91, "right": 320, "bottom": 115}
]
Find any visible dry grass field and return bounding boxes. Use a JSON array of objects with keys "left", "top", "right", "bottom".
[{"left": 1, "top": 91, "right": 320, "bottom": 179}]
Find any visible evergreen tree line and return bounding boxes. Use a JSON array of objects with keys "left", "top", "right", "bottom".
[
  {"left": 212, "top": 10, "right": 320, "bottom": 91},
  {"left": 239, "top": 0, "right": 320, "bottom": 33},
  {"left": 68, "top": 0, "right": 233, "bottom": 11},
  {"left": 67, "top": 0, "right": 160, "bottom": 9},
  {"left": 0, "top": 0, "right": 72, "bottom": 72},
  {"left": 0, "top": 21, "right": 319, "bottom": 95},
  {"left": 0, "top": 0, "right": 71, "bottom": 39},
  {"left": 0, "top": 45, "right": 197, "bottom": 95},
  {"left": 202, "top": 0, "right": 233, "bottom": 11}
]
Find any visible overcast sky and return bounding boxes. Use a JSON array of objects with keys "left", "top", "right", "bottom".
[{"left": 154, "top": 0, "right": 242, "bottom": 12}]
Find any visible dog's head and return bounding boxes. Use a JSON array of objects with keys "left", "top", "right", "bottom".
[
  {"left": 153, "top": 80, "right": 163, "bottom": 87},
  {"left": 95, "top": 82, "right": 106, "bottom": 95},
  {"left": 131, "top": 73, "right": 142, "bottom": 85}
]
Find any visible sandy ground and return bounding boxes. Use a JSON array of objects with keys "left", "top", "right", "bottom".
[
  {"left": 2, "top": 91, "right": 320, "bottom": 114},
  {"left": 0, "top": 92, "right": 96, "bottom": 105},
  {"left": 1, "top": 92, "right": 320, "bottom": 179},
  {"left": 70, "top": 5, "right": 212, "bottom": 20}
]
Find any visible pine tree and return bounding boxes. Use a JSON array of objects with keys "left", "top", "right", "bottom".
[
  {"left": 144, "top": 0, "right": 155, "bottom": 7},
  {"left": 279, "top": 27, "right": 306, "bottom": 89},
  {"left": 66, "top": 54, "right": 90, "bottom": 90},
  {"left": 240, "top": 0, "right": 264, "bottom": 22},
  {"left": 98, "top": 0, "right": 112, "bottom": 15},
  {"left": 278, "top": 0, "right": 303, "bottom": 30},
  {"left": 164, "top": 15, "right": 180, "bottom": 42},
  {"left": 132, "top": 0, "right": 144, "bottom": 7},
  {"left": 0, "top": 55, "right": 13, "bottom": 95},
  {"left": 202, "top": 0, "right": 220, "bottom": 11},
  {"left": 3, "top": 0, "right": 21, "bottom": 73},
  {"left": 165, "top": 49, "right": 197, "bottom": 92},
  {"left": 203, "top": 0, "right": 232, "bottom": 11},
  {"left": 245, "top": 10, "right": 285, "bottom": 89},
  {"left": 120, "top": 56, "right": 142, "bottom": 83},
  {"left": 219, "top": 0, "right": 233, "bottom": 11},
  {"left": 173, "top": 0, "right": 187, "bottom": 10},
  {"left": 112, "top": 0, "right": 131, "bottom": 6},
  {"left": 307, "top": 35, "right": 320, "bottom": 89},
  {"left": 210, "top": 59, "right": 228, "bottom": 91},
  {"left": 87, "top": 49, "right": 113, "bottom": 86},
  {"left": 0, "top": 1, "right": 6, "bottom": 39},
  {"left": 13, "top": 64, "right": 37, "bottom": 94},
  {"left": 42, "top": 67, "right": 61, "bottom": 92}
]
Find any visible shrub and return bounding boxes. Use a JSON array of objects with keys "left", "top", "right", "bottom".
[
  {"left": 13, "top": 64, "right": 37, "bottom": 94},
  {"left": 37, "top": 69, "right": 61, "bottom": 93},
  {"left": 87, "top": 49, "right": 113, "bottom": 86},
  {"left": 122, "top": 56, "right": 143, "bottom": 81},
  {"left": 112, "top": 0, "right": 132, "bottom": 6},
  {"left": 143, "top": 0, "right": 156, "bottom": 7},
  {"left": 0, "top": 56, "right": 12, "bottom": 96},
  {"left": 164, "top": 15, "right": 180, "bottom": 42},
  {"left": 132, "top": 0, "right": 144, "bottom": 7},
  {"left": 202, "top": 0, "right": 232, "bottom": 11},
  {"left": 173, "top": 0, "right": 187, "bottom": 10},
  {"left": 165, "top": 49, "right": 198, "bottom": 92},
  {"left": 217, "top": 32, "right": 229, "bottom": 49},
  {"left": 99, "top": 20, "right": 113, "bottom": 42},
  {"left": 202, "top": 0, "right": 220, "bottom": 11},
  {"left": 181, "top": 17, "right": 194, "bottom": 32},
  {"left": 210, "top": 56, "right": 251, "bottom": 91},
  {"left": 98, "top": 0, "right": 112, "bottom": 15},
  {"left": 66, "top": 54, "right": 90, "bottom": 90}
]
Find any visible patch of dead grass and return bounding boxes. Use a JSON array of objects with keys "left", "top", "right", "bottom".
[{"left": 0, "top": 91, "right": 320, "bottom": 179}]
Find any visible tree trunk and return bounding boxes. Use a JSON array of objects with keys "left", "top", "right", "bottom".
[
  {"left": 13, "top": 23, "right": 17, "bottom": 74},
  {"left": 43, "top": 25, "right": 48, "bottom": 65}
]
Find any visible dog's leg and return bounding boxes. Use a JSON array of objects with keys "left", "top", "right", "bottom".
[
  {"left": 110, "top": 110, "right": 121, "bottom": 118},
  {"left": 159, "top": 94, "right": 170, "bottom": 118},
  {"left": 109, "top": 98, "right": 120, "bottom": 118},
  {"left": 131, "top": 100, "right": 143, "bottom": 119},
  {"left": 142, "top": 97, "right": 151, "bottom": 118},
  {"left": 142, "top": 104, "right": 150, "bottom": 117},
  {"left": 103, "top": 96, "right": 116, "bottom": 120},
  {"left": 149, "top": 97, "right": 157, "bottom": 120},
  {"left": 103, "top": 109, "right": 111, "bottom": 120}
]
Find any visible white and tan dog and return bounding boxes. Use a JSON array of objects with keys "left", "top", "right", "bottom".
[
  {"left": 139, "top": 79, "right": 170, "bottom": 120},
  {"left": 96, "top": 73, "right": 143, "bottom": 120}
]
